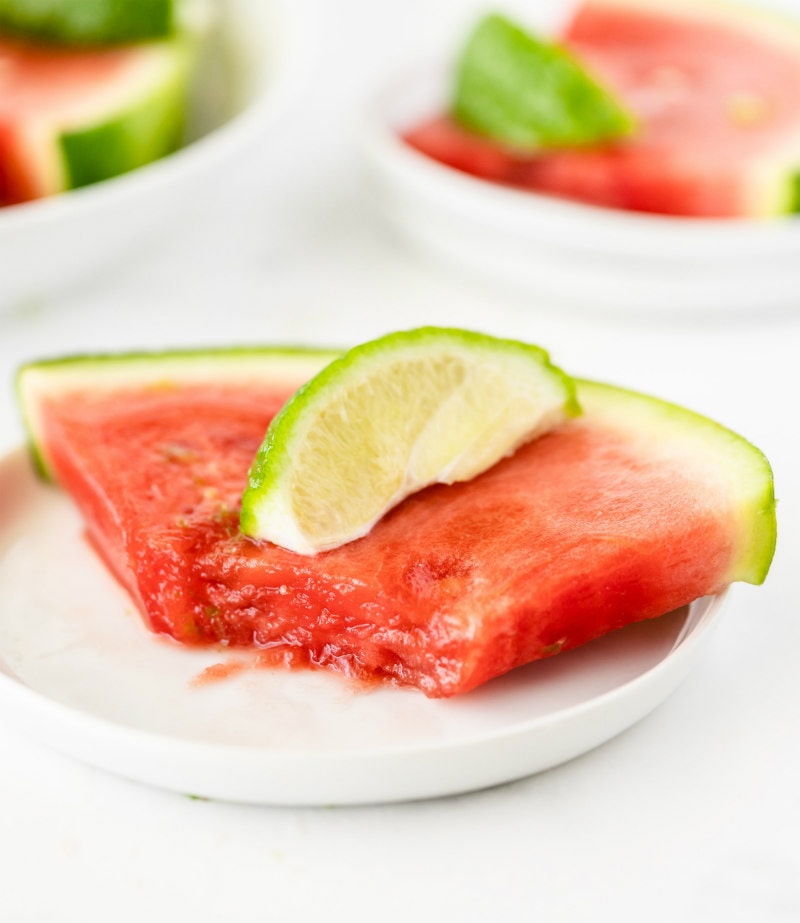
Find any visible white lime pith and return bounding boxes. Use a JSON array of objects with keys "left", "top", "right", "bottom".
[{"left": 240, "top": 327, "right": 580, "bottom": 555}]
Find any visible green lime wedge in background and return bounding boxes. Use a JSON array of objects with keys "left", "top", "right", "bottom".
[
  {"left": 452, "top": 13, "right": 636, "bottom": 150},
  {"left": 0, "top": 0, "right": 205, "bottom": 44},
  {"left": 240, "top": 327, "right": 580, "bottom": 555}
]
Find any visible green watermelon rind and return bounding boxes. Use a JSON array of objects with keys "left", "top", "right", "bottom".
[
  {"left": 746, "top": 155, "right": 800, "bottom": 217},
  {"left": 789, "top": 174, "right": 800, "bottom": 213},
  {"left": 16, "top": 347, "right": 341, "bottom": 481},
  {"left": 59, "top": 40, "right": 193, "bottom": 189},
  {"left": 0, "top": 0, "right": 177, "bottom": 45},
  {"left": 577, "top": 378, "right": 776, "bottom": 586}
]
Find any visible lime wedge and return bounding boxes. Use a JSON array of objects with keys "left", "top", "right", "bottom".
[
  {"left": 0, "top": 0, "right": 206, "bottom": 44},
  {"left": 240, "top": 327, "right": 579, "bottom": 555},
  {"left": 452, "top": 13, "right": 636, "bottom": 150}
]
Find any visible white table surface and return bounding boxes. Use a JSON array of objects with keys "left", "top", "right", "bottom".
[{"left": 1, "top": 1, "right": 799, "bottom": 920}]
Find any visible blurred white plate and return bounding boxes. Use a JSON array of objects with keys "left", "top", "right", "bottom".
[
  {"left": 0, "top": 0, "right": 315, "bottom": 310},
  {"left": 0, "top": 447, "right": 726, "bottom": 805},
  {"left": 362, "top": 68, "right": 800, "bottom": 316}
]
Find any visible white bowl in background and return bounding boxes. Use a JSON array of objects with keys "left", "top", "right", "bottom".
[
  {"left": 0, "top": 0, "right": 314, "bottom": 311},
  {"left": 362, "top": 68, "right": 800, "bottom": 317}
]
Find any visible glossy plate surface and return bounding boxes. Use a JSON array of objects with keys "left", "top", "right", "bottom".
[
  {"left": 0, "top": 448, "right": 726, "bottom": 805},
  {"left": 362, "top": 68, "right": 800, "bottom": 316}
]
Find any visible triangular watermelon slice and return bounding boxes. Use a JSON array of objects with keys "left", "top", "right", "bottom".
[
  {"left": 0, "top": 33, "right": 193, "bottom": 206},
  {"left": 406, "top": 0, "right": 800, "bottom": 217},
  {"left": 16, "top": 348, "right": 776, "bottom": 698}
]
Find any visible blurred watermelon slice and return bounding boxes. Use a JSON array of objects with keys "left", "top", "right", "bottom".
[
  {"left": 557, "top": 0, "right": 800, "bottom": 216},
  {"left": 407, "top": 0, "right": 800, "bottom": 217},
  {"left": 0, "top": 34, "right": 193, "bottom": 206}
]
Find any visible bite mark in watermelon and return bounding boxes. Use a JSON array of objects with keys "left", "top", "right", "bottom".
[
  {"left": 16, "top": 349, "right": 776, "bottom": 698},
  {"left": 0, "top": 34, "right": 193, "bottom": 206},
  {"left": 405, "top": 0, "right": 800, "bottom": 217}
]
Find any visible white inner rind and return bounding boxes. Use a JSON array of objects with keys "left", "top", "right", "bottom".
[
  {"left": 18, "top": 351, "right": 339, "bottom": 480},
  {"left": 577, "top": 379, "right": 775, "bottom": 584}
]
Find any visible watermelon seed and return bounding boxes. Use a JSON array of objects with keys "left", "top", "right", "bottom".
[{"left": 161, "top": 443, "right": 197, "bottom": 464}]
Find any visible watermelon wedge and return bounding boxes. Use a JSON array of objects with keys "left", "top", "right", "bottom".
[
  {"left": 0, "top": 33, "right": 193, "bottom": 206},
  {"left": 16, "top": 348, "right": 776, "bottom": 698},
  {"left": 405, "top": 0, "right": 800, "bottom": 217}
]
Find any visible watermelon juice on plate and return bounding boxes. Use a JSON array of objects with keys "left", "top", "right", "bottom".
[{"left": 364, "top": 0, "right": 800, "bottom": 313}]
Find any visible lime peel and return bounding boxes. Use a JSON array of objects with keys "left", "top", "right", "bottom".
[{"left": 240, "top": 327, "right": 580, "bottom": 555}]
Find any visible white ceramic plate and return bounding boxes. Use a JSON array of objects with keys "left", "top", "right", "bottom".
[
  {"left": 362, "top": 68, "right": 800, "bottom": 316},
  {"left": 0, "top": 447, "right": 726, "bottom": 805},
  {"left": 0, "top": 0, "right": 315, "bottom": 310}
]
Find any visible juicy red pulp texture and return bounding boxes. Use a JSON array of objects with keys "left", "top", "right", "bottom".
[
  {"left": 42, "top": 382, "right": 735, "bottom": 698},
  {"left": 404, "top": 4, "right": 800, "bottom": 217}
]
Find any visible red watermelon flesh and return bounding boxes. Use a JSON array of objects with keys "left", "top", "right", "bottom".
[
  {"left": 22, "top": 359, "right": 774, "bottom": 698},
  {"left": 405, "top": 0, "right": 800, "bottom": 217}
]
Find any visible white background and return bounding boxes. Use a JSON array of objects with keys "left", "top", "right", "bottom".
[{"left": 0, "top": 1, "right": 799, "bottom": 920}]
